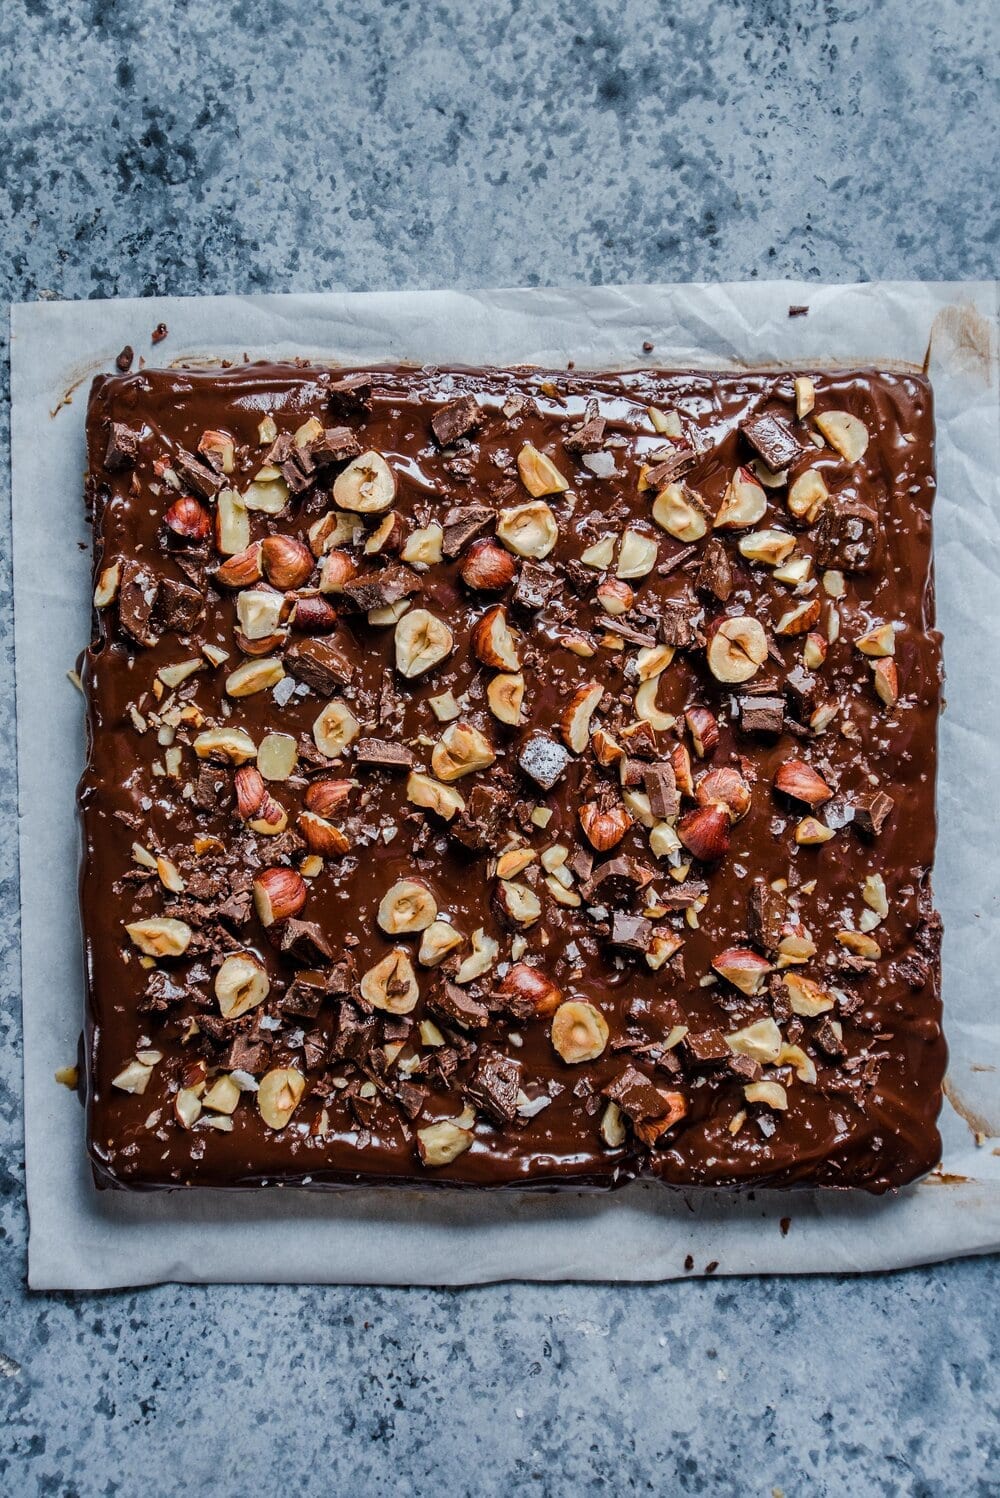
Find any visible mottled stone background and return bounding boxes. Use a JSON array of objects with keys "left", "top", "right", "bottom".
[{"left": 1, "top": 0, "right": 997, "bottom": 1493}]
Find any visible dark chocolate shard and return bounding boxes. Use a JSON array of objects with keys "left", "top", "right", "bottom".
[
  {"left": 442, "top": 506, "right": 495, "bottom": 558},
  {"left": 105, "top": 422, "right": 139, "bottom": 471},
  {"left": 450, "top": 783, "right": 514, "bottom": 852},
  {"left": 396, "top": 1079, "right": 429, "bottom": 1120},
  {"left": 308, "top": 427, "right": 362, "bottom": 468},
  {"left": 748, "top": 879, "right": 786, "bottom": 954},
  {"left": 155, "top": 577, "right": 204, "bottom": 635},
  {"left": 285, "top": 636, "right": 354, "bottom": 694},
  {"left": 512, "top": 561, "right": 558, "bottom": 611},
  {"left": 464, "top": 1049, "right": 522, "bottom": 1124},
  {"left": 643, "top": 762, "right": 679, "bottom": 821},
  {"left": 609, "top": 912, "right": 652, "bottom": 951},
  {"left": 694, "top": 539, "right": 733, "bottom": 603},
  {"left": 431, "top": 395, "right": 481, "bottom": 447},
  {"left": 355, "top": 738, "right": 414, "bottom": 770},
  {"left": 738, "top": 695, "right": 785, "bottom": 735},
  {"left": 580, "top": 857, "right": 656, "bottom": 904},
  {"left": 563, "top": 414, "right": 606, "bottom": 456},
  {"left": 658, "top": 598, "right": 702, "bottom": 649},
  {"left": 174, "top": 449, "right": 224, "bottom": 498},
  {"left": 517, "top": 731, "right": 570, "bottom": 790},
  {"left": 785, "top": 665, "right": 818, "bottom": 717},
  {"left": 341, "top": 564, "right": 421, "bottom": 612},
  {"left": 428, "top": 980, "right": 490, "bottom": 1031},
  {"left": 644, "top": 447, "right": 698, "bottom": 486},
  {"left": 280, "top": 975, "right": 327, "bottom": 1019},
  {"left": 682, "top": 1029, "right": 730, "bottom": 1064},
  {"left": 279, "top": 920, "right": 335, "bottom": 966},
  {"left": 815, "top": 500, "right": 881, "bottom": 572},
  {"left": 740, "top": 407, "right": 808, "bottom": 472},
  {"left": 602, "top": 1065, "right": 672, "bottom": 1123},
  {"left": 117, "top": 561, "right": 160, "bottom": 646},
  {"left": 327, "top": 371, "right": 372, "bottom": 416},
  {"left": 852, "top": 789, "right": 894, "bottom": 837}
]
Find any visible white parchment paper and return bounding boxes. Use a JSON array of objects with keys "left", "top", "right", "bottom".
[{"left": 10, "top": 281, "right": 1000, "bottom": 1290}]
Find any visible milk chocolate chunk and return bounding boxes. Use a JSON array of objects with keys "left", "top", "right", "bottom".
[
  {"left": 105, "top": 422, "right": 139, "bottom": 470},
  {"left": 740, "top": 407, "right": 808, "bottom": 471},
  {"left": 81, "top": 362, "right": 943, "bottom": 1194},
  {"left": 431, "top": 395, "right": 481, "bottom": 447}
]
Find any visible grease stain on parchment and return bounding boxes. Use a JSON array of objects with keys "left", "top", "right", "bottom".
[
  {"left": 925, "top": 302, "right": 996, "bottom": 383},
  {"left": 943, "top": 1077, "right": 999, "bottom": 1141}
]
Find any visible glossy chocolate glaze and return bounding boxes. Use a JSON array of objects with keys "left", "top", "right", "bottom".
[{"left": 81, "top": 362, "right": 944, "bottom": 1192}]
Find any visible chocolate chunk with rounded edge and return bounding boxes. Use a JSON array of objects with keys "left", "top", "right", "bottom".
[
  {"left": 517, "top": 731, "right": 570, "bottom": 790},
  {"left": 738, "top": 695, "right": 785, "bottom": 735},
  {"left": 464, "top": 1049, "right": 521, "bottom": 1124},
  {"left": 815, "top": 500, "right": 881, "bottom": 572},
  {"left": 431, "top": 395, "right": 481, "bottom": 446},
  {"left": 740, "top": 407, "right": 808, "bottom": 471},
  {"left": 658, "top": 880, "right": 707, "bottom": 911},
  {"left": 105, "top": 422, "right": 139, "bottom": 470},
  {"left": 580, "top": 857, "right": 656, "bottom": 904},
  {"left": 285, "top": 636, "right": 354, "bottom": 694}
]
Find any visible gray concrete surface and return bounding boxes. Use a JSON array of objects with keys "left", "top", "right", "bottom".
[{"left": 1, "top": 1, "right": 997, "bottom": 1493}]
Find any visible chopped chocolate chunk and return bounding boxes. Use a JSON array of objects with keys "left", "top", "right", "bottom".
[
  {"left": 740, "top": 407, "right": 808, "bottom": 471},
  {"left": 815, "top": 500, "right": 881, "bottom": 572},
  {"left": 279, "top": 920, "right": 335, "bottom": 966},
  {"left": 609, "top": 913, "right": 652, "bottom": 951},
  {"left": 327, "top": 371, "right": 372, "bottom": 415},
  {"left": 464, "top": 1049, "right": 522, "bottom": 1124},
  {"left": 450, "top": 782, "right": 514, "bottom": 852},
  {"left": 115, "top": 346, "right": 134, "bottom": 373},
  {"left": 814, "top": 1019, "right": 846, "bottom": 1057},
  {"left": 644, "top": 447, "right": 698, "bottom": 486},
  {"left": 517, "top": 731, "right": 570, "bottom": 790},
  {"left": 748, "top": 879, "right": 786, "bottom": 954},
  {"left": 285, "top": 636, "right": 354, "bottom": 694},
  {"left": 683, "top": 1029, "right": 731, "bottom": 1064},
  {"left": 695, "top": 539, "right": 733, "bottom": 603},
  {"left": 442, "top": 505, "right": 495, "bottom": 557},
  {"left": 788, "top": 304, "right": 809, "bottom": 318},
  {"left": 563, "top": 414, "right": 606, "bottom": 456},
  {"left": 512, "top": 561, "right": 558, "bottom": 611},
  {"left": 354, "top": 738, "right": 414, "bottom": 770},
  {"left": 151, "top": 322, "right": 168, "bottom": 344},
  {"left": 785, "top": 665, "right": 818, "bottom": 716},
  {"left": 307, "top": 426, "right": 362, "bottom": 468},
  {"left": 428, "top": 981, "right": 489, "bottom": 1031},
  {"left": 117, "top": 561, "right": 160, "bottom": 646},
  {"left": 602, "top": 1065, "right": 671, "bottom": 1122},
  {"left": 154, "top": 576, "right": 204, "bottom": 635},
  {"left": 580, "top": 857, "right": 655, "bottom": 904},
  {"left": 396, "top": 1079, "right": 429, "bottom": 1120},
  {"left": 657, "top": 880, "right": 707, "bottom": 911},
  {"left": 643, "top": 762, "right": 679, "bottom": 820},
  {"left": 105, "top": 422, "right": 139, "bottom": 471},
  {"left": 174, "top": 449, "right": 223, "bottom": 498},
  {"left": 221, "top": 1034, "right": 267, "bottom": 1074},
  {"left": 852, "top": 789, "right": 894, "bottom": 837},
  {"left": 431, "top": 395, "right": 481, "bottom": 446},
  {"left": 341, "top": 563, "right": 421, "bottom": 612},
  {"left": 738, "top": 695, "right": 785, "bottom": 735},
  {"left": 658, "top": 598, "right": 702, "bottom": 649},
  {"left": 331, "top": 999, "right": 377, "bottom": 1060},
  {"left": 728, "top": 1053, "right": 762, "bottom": 1082},
  {"left": 281, "top": 975, "right": 327, "bottom": 1019}
]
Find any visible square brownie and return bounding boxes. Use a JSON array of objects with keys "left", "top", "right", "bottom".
[{"left": 81, "top": 361, "right": 944, "bottom": 1191}]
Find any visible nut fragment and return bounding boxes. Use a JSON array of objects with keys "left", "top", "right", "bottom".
[
  {"left": 579, "top": 800, "right": 632, "bottom": 851},
  {"left": 497, "top": 501, "right": 559, "bottom": 559},
  {"left": 815, "top": 410, "right": 870, "bottom": 462},
  {"left": 487, "top": 672, "right": 525, "bottom": 725},
  {"left": 738, "top": 529, "right": 796, "bottom": 567},
  {"left": 175, "top": 1087, "right": 203, "bottom": 1130},
  {"left": 696, "top": 767, "right": 751, "bottom": 821},
  {"left": 706, "top": 616, "right": 768, "bottom": 683},
  {"left": 215, "top": 542, "right": 264, "bottom": 588},
  {"left": 616, "top": 528, "right": 658, "bottom": 579},
  {"left": 236, "top": 588, "right": 285, "bottom": 641},
  {"left": 685, "top": 705, "right": 719, "bottom": 759},
  {"left": 406, "top": 771, "right": 466, "bottom": 822},
  {"left": 652, "top": 483, "right": 708, "bottom": 542},
  {"left": 165, "top": 495, "right": 211, "bottom": 541},
  {"left": 261, "top": 534, "right": 314, "bottom": 588},
  {"left": 215, "top": 951, "right": 270, "bottom": 1019},
  {"left": 333, "top": 450, "right": 397, "bottom": 512},
  {"left": 496, "top": 963, "right": 562, "bottom": 1017},
  {"left": 418, "top": 921, "right": 465, "bottom": 967},
  {"left": 455, "top": 927, "right": 499, "bottom": 983},
  {"left": 787, "top": 470, "right": 828, "bottom": 523},
  {"left": 112, "top": 1059, "right": 154, "bottom": 1094},
  {"left": 494, "top": 880, "right": 542, "bottom": 929},
  {"left": 784, "top": 972, "right": 834, "bottom": 1015},
  {"left": 318, "top": 549, "right": 360, "bottom": 594},
  {"left": 225, "top": 656, "right": 285, "bottom": 697},
  {"left": 744, "top": 1080, "right": 788, "bottom": 1111},
  {"left": 551, "top": 1000, "right": 609, "bottom": 1064},
  {"left": 378, "top": 879, "right": 438, "bottom": 935},
  {"left": 712, "top": 948, "right": 772, "bottom": 996},
  {"left": 795, "top": 816, "right": 834, "bottom": 845},
  {"left": 215, "top": 489, "right": 250, "bottom": 555},
  {"left": 714, "top": 469, "right": 767, "bottom": 530},
  {"left": 726, "top": 1016, "right": 782, "bottom": 1061},
  {"left": 257, "top": 1067, "right": 306, "bottom": 1129},
  {"left": 634, "top": 678, "right": 675, "bottom": 733},
  {"left": 394, "top": 608, "right": 454, "bottom": 677},
  {"left": 124, "top": 918, "right": 192, "bottom": 958},
  {"left": 774, "top": 758, "right": 832, "bottom": 807},
  {"left": 298, "top": 811, "right": 350, "bottom": 857},
  {"left": 677, "top": 804, "right": 730, "bottom": 863},
  {"left": 94, "top": 560, "right": 121, "bottom": 608},
  {"left": 417, "top": 1115, "right": 474, "bottom": 1166},
  {"left": 401, "top": 523, "right": 444, "bottom": 566},
  {"left": 203, "top": 1074, "right": 241, "bottom": 1115},
  {"left": 257, "top": 732, "right": 298, "bottom": 782},
  {"left": 431, "top": 721, "right": 495, "bottom": 781},
  {"left": 471, "top": 606, "right": 521, "bottom": 670},
  {"left": 253, "top": 866, "right": 307, "bottom": 926},
  {"left": 193, "top": 727, "right": 257, "bottom": 764},
  {"left": 312, "top": 699, "right": 361, "bottom": 757},
  {"left": 803, "top": 632, "right": 828, "bottom": 670},
  {"left": 775, "top": 598, "right": 821, "bottom": 637},
  {"left": 460, "top": 538, "right": 517, "bottom": 591},
  {"left": 360, "top": 949, "right": 420, "bottom": 1013},
  {"left": 517, "top": 443, "right": 569, "bottom": 497}
]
